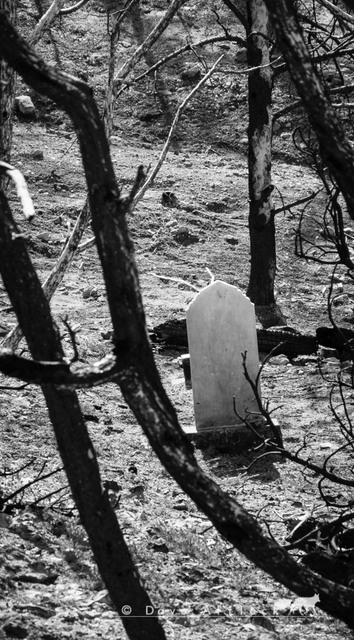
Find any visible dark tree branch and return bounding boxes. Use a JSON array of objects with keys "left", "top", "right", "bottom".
[
  {"left": 1, "top": 14, "right": 354, "bottom": 629},
  {"left": 264, "top": 0, "right": 354, "bottom": 220},
  {"left": 0, "top": 187, "right": 166, "bottom": 639},
  {"left": 133, "top": 34, "right": 244, "bottom": 83},
  {"left": 0, "top": 348, "right": 122, "bottom": 388}
]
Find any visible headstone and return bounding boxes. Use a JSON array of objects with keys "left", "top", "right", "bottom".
[{"left": 186, "top": 280, "right": 261, "bottom": 432}]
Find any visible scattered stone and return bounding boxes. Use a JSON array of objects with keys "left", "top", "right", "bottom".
[
  {"left": 161, "top": 191, "right": 179, "bottom": 207},
  {"left": 82, "top": 287, "right": 99, "bottom": 299},
  {"left": 15, "top": 95, "right": 36, "bottom": 117},
  {"left": 101, "top": 329, "right": 114, "bottom": 340},
  {"left": 149, "top": 539, "right": 169, "bottom": 553},
  {"left": 180, "top": 63, "right": 201, "bottom": 81},
  {"left": 205, "top": 201, "right": 227, "bottom": 213},
  {"left": 235, "top": 47, "right": 247, "bottom": 63},
  {"left": 269, "top": 355, "right": 289, "bottom": 366},
  {"left": 27, "top": 149, "right": 44, "bottom": 160},
  {"left": 2, "top": 621, "right": 28, "bottom": 638},
  {"left": 224, "top": 235, "right": 239, "bottom": 246},
  {"left": 137, "top": 110, "right": 161, "bottom": 122},
  {"left": 172, "top": 227, "right": 199, "bottom": 245},
  {"left": 64, "top": 548, "right": 78, "bottom": 564},
  {"left": 37, "top": 231, "right": 50, "bottom": 242},
  {"left": 250, "top": 613, "right": 276, "bottom": 632}
]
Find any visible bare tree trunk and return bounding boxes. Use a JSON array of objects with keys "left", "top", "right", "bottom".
[
  {"left": 1, "top": 13, "right": 354, "bottom": 630},
  {"left": 264, "top": 0, "right": 354, "bottom": 220},
  {"left": 0, "top": 189, "right": 167, "bottom": 640},
  {"left": 0, "top": 0, "right": 16, "bottom": 190},
  {"left": 246, "top": 0, "right": 275, "bottom": 304}
]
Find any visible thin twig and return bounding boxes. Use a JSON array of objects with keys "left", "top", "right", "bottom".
[{"left": 132, "top": 54, "right": 224, "bottom": 209}]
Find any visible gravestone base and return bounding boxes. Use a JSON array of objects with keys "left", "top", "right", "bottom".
[
  {"left": 183, "top": 418, "right": 266, "bottom": 437},
  {"left": 183, "top": 419, "right": 280, "bottom": 452}
]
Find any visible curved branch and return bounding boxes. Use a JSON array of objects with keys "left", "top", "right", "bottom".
[
  {"left": 28, "top": 0, "right": 65, "bottom": 47},
  {"left": 2, "top": 201, "right": 91, "bottom": 351},
  {"left": 0, "top": 349, "right": 121, "bottom": 388},
  {"left": 59, "top": 0, "right": 89, "bottom": 15},
  {"left": 1, "top": 15, "right": 354, "bottom": 628},
  {"left": 114, "top": 0, "right": 190, "bottom": 89},
  {"left": 316, "top": 0, "right": 354, "bottom": 27},
  {"left": 133, "top": 35, "right": 244, "bottom": 83},
  {"left": 265, "top": 0, "right": 354, "bottom": 219}
]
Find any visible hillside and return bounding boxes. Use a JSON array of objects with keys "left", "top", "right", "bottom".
[{"left": 0, "top": 2, "right": 354, "bottom": 639}]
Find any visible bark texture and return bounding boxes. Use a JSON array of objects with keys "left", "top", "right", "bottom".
[
  {"left": 265, "top": 0, "right": 354, "bottom": 220},
  {"left": 1, "top": 14, "right": 354, "bottom": 629},
  {"left": 0, "top": 0, "right": 16, "bottom": 189},
  {"left": 246, "top": 0, "right": 276, "bottom": 305},
  {"left": 0, "top": 192, "right": 166, "bottom": 640}
]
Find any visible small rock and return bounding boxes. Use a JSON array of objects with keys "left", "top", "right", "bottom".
[
  {"left": 172, "top": 227, "right": 199, "bottom": 246},
  {"left": 269, "top": 355, "right": 289, "bottom": 365},
  {"left": 235, "top": 47, "right": 247, "bottom": 63},
  {"left": 149, "top": 539, "right": 169, "bottom": 553},
  {"left": 250, "top": 613, "right": 276, "bottom": 632},
  {"left": 82, "top": 287, "right": 99, "bottom": 299},
  {"left": 180, "top": 63, "right": 201, "bottom": 81},
  {"left": 2, "top": 621, "right": 28, "bottom": 638},
  {"left": 37, "top": 231, "right": 50, "bottom": 242},
  {"left": 161, "top": 191, "right": 178, "bottom": 207},
  {"left": 205, "top": 201, "right": 227, "bottom": 213},
  {"left": 15, "top": 95, "right": 36, "bottom": 117},
  {"left": 101, "top": 329, "right": 114, "bottom": 340},
  {"left": 64, "top": 548, "right": 78, "bottom": 563},
  {"left": 137, "top": 110, "right": 161, "bottom": 122},
  {"left": 29, "top": 149, "right": 44, "bottom": 160},
  {"left": 224, "top": 235, "right": 239, "bottom": 245}
]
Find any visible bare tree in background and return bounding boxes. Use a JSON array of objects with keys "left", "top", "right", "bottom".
[
  {"left": 0, "top": 0, "right": 16, "bottom": 189},
  {"left": 1, "top": 12, "right": 354, "bottom": 633}
]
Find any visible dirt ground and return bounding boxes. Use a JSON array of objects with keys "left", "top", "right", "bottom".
[{"left": 1, "top": 2, "right": 354, "bottom": 639}]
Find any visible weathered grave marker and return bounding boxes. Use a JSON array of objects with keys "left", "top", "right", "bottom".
[{"left": 186, "top": 280, "right": 261, "bottom": 433}]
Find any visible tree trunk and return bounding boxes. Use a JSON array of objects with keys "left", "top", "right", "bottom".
[
  {"left": 1, "top": 14, "right": 354, "bottom": 630},
  {"left": 0, "top": 0, "right": 16, "bottom": 189},
  {"left": 246, "top": 0, "right": 276, "bottom": 306},
  {"left": 264, "top": 0, "right": 354, "bottom": 220},
  {"left": 0, "top": 190, "right": 167, "bottom": 640}
]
